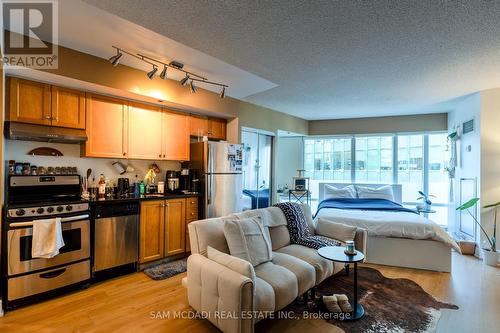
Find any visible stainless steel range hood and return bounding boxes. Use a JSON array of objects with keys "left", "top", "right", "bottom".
[{"left": 5, "top": 122, "right": 87, "bottom": 144}]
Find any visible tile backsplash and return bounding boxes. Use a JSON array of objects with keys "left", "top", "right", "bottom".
[{"left": 5, "top": 140, "right": 181, "bottom": 182}]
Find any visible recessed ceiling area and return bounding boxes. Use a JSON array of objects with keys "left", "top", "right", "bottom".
[{"left": 79, "top": 0, "right": 500, "bottom": 120}]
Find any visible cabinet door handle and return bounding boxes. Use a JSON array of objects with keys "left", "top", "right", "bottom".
[
  {"left": 159, "top": 154, "right": 162, "bottom": 158},
  {"left": 43, "top": 115, "right": 52, "bottom": 120},
  {"left": 123, "top": 152, "right": 126, "bottom": 156},
  {"left": 163, "top": 154, "right": 166, "bottom": 158}
]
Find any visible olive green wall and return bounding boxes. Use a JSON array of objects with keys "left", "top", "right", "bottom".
[{"left": 309, "top": 113, "right": 448, "bottom": 135}]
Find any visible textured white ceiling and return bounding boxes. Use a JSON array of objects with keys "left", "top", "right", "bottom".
[{"left": 78, "top": 1, "right": 500, "bottom": 120}]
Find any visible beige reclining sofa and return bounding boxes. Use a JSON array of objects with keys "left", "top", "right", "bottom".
[{"left": 185, "top": 205, "right": 367, "bottom": 333}]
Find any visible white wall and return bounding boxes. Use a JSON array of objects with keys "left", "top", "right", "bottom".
[
  {"left": 5, "top": 140, "right": 181, "bottom": 183},
  {"left": 275, "top": 136, "right": 304, "bottom": 191},
  {"left": 480, "top": 89, "right": 500, "bottom": 252},
  {"left": 447, "top": 93, "right": 481, "bottom": 235}
]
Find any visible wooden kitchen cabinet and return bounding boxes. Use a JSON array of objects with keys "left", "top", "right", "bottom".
[
  {"left": 83, "top": 94, "right": 127, "bottom": 158},
  {"left": 139, "top": 200, "right": 165, "bottom": 263},
  {"left": 162, "top": 110, "right": 190, "bottom": 161},
  {"left": 7, "top": 77, "right": 51, "bottom": 126},
  {"left": 127, "top": 102, "right": 163, "bottom": 160},
  {"left": 185, "top": 197, "right": 199, "bottom": 253},
  {"left": 165, "top": 199, "right": 186, "bottom": 257},
  {"left": 208, "top": 117, "right": 226, "bottom": 140},
  {"left": 51, "top": 86, "right": 85, "bottom": 129},
  {"left": 189, "top": 114, "right": 209, "bottom": 137}
]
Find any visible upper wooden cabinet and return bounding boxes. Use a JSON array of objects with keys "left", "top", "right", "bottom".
[
  {"left": 127, "top": 103, "right": 163, "bottom": 160},
  {"left": 189, "top": 115, "right": 209, "bottom": 137},
  {"left": 84, "top": 94, "right": 127, "bottom": 159},
  {"left": 162, "top": 110, "right": 190, "bottom": 161},
  {"left": 189, "top": 115, "right": 227, "bottom": 140},
  {"left": 7, "top": 77, "right": 51, "bottom": 126},
  {"left": 51, "top": 86, "right": 85, "bottom": 129},
  {"left": 139, "top": 200, "right": 165, "bottom": 263},
  {"left": 7, "top": 77, "right": 85, "bottom": 129},
  {"left": 208, "top": 117, "right": 227, "bottom": 140}
]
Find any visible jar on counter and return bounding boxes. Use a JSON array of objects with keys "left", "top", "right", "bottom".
[
  {"left": 22, "top": 163, "right": 31, "bottom": 175},
  {"left": 30, "top": 165, "right": 37, "bottom": 175},
  {"left": 8, "top": 160, "right": 15, "bottom": 175}
]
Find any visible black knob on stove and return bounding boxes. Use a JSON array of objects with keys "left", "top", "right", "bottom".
[
  {"left": 66, "top": 205, "right": 73, "bottom": 212},
  {"left": 56, "top": 206, "right": 64, "bottom": 212},
  {"left": 36, "top": 207, "right": 45, "bottom": 214},
  {"left": 47, "top": 207, "right": 54, "bottom": 213},
  {"left": 15, "top": 209, "right": 25, "bottom": 216}
]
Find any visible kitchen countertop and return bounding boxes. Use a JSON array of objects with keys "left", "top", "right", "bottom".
[{"left": 87, "top": 192, "right": 202, "bottom": 205}]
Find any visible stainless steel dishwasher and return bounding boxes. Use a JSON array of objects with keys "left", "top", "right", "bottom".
[{"left": 93, "top": 202, "right": 139, "bottom": 280}]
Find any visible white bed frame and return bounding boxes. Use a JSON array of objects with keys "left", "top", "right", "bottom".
[{"left": 317, "top": 183, "right": 452, "bottom": 272}]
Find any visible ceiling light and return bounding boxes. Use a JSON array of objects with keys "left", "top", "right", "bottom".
[
  {"left": 109, "top": 50, "right": 122, "bottom": 66},
  {"left": 147, "top": 66, "right": 158, "bottom": 79},
  {"left": 219, "top": 87, "right": 226, "bottom": 99},
  {"left": 180, "top": 74, "right": 190, "bottom": 86},
  {"left": 190, "top": 80, "right": 197, "bottom": 93},
  {"left": 159, "top": 66, "right": 168, "bottom": 80}
]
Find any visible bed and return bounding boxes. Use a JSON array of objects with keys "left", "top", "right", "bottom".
[
  {"left": 242, "top": 188, "right": 270, "bottom": 210},
  {"left": 315, "top": 183, "right": 460, "bottom": 272}
]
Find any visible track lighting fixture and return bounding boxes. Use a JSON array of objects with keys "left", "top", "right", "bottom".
[
  {"left": 147, "top": 66, "right": 158, "bottom": 79},
  {"left": 159, "top": 66, "right": 168, "bottom": 80},
  {"left": 108, "top": 50, "right": 123, "bottom": 66},
  {"left": 190, "top": 80, "right": 197, "bottom": 93},
  {"left": 109, "top": 46, "right": 229, "bottom": 98},
  {"left": 180, "top": 74, "right": 190, "bottom": 86}
]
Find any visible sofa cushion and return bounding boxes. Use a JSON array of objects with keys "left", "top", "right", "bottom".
[
  {"left": 254, "top": 277, "right": 275, "bottom": 313},
  {"left": 276, "top": 244, "right": 334, "bottom": 284},
  {"left": 207, "top": 246, "right": 256, "bottom": 281},
  {"left": 268, "top": 225, "right": 291, "bottom": 250},
  {"left": 316, "top": 218, "right": 358, "bottom": 242},
  {"left": 188, "top": 218, "right": 229, "bottom": 256},
  {"left": 254, "top": 262, "right": 298, "bottom": 310},
  {"left": 271, "top": 252, "right": 315, "bottom": 295},
  {"left": 224, "top": 216, "right": 273, "bottom": 266}
]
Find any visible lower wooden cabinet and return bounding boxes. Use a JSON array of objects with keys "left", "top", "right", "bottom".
[
  {"left": 139, "top": 200, "right": 165, "bottom": 263},
  {"left": 139, "top": 197, "right": 198, "bottom": 263},
  {"left": 164, "top": 199, "right": 186, "bottom": 256}
]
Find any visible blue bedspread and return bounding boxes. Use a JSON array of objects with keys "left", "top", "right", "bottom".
[
  {"left": 314, "top": 198, "right": 417, "bottom": 218},
  {"left": 243, "top": 188, "right": 270, "bottom": 209}
]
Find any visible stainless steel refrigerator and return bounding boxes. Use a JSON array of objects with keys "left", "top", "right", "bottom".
[{"left": 190, "top": 141, "right": 243, "bottom": 218}]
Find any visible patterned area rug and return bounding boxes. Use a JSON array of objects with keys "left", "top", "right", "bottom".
[
  {"left": 143, "top": 258, "right": 187, "bottom": 280},
  {"left": 277, "top": 267, "right": 458, "bottom": 333}
]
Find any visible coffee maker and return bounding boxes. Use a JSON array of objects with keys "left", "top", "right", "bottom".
[{"left": 166, "top": 170, "right": 180, "bottom": 193}]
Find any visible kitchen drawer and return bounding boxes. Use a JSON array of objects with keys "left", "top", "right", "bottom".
[
  {"left": 186, "top": 197, "right": 198, "bottom": 208},
  {"left": 8, "top": 260, "right": 90, "bottom": 301},
  {"left": 186, "top": 206, "right": 198, "bottom": 221}
]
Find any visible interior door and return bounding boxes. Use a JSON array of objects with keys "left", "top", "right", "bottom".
[
  {"left": 84, "top": 94, "right": 127, "bottom": 158},
  {"left": 51, "top": 86, "right": 86, "bottom": 129},
  {"left": 241, "top": 130, "right": 273, "bottom": 209},
  {"left": 127, "top": 102, "right": 163, "bottom": 160}
]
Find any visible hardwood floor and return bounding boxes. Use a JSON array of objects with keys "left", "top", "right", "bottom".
[{"left": 0, "top": 253, "right": 498, "bottom": 333}]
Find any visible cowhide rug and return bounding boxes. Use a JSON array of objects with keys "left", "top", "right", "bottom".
[{"left": 260, "top": 267, "right": 458, "bottom": 333}]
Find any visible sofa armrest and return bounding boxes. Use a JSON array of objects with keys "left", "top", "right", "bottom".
[{"left": 187, "top": 254, "right": 254, "bottom": 333}]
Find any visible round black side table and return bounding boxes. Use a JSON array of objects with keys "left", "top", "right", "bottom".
[{"left": 318, "top": 246, "right": 365, "bottom": 320}]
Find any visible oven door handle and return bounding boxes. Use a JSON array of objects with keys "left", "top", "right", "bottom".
[
  {"left": 8, "top": 214, "right": 90, "bottom": 227},
  {"left": 39, "top": 268, "right": 66, "bottom": 279}
]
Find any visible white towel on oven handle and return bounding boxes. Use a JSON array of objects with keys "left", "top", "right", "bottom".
[{"left": 31, "top": 217, "right": 65, "bottom": 259}]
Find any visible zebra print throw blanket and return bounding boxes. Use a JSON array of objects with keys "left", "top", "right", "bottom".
[{"left": 274, "top": 202, "right": 341, "bottom": 250}]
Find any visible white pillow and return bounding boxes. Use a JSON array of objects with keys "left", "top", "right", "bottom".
[
  {"left": 223, "top": 216, "right": 273, "bottom": 267},
  {"left": 356, "top": 185, "right": 394, "bottom": 201},
  {"left": 207, "top": 246, "right": 256, "bottom": 280},
  {"left": 323, "top": 184, "right": 357, "bottom": 199}
]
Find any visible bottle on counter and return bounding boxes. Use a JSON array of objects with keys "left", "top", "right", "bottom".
[
  {"left": 98, "top": 174, "right": 106, "bottom": 199},
  {"left": 139, "top": 181, "right": 145, "bottom": 197},
  {"left": 89, "top": 178, "right": 97, "bottom": 199}
]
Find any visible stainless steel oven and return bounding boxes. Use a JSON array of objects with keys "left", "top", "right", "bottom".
[{"left": 7, "top": 214, "right": 90, "bottom": 276}]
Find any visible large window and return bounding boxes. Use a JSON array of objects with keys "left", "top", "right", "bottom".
[{"left": 304, "top": 132, "right": 449, "bottom": 226}]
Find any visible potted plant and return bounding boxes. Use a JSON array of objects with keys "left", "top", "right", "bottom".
[
  {"left": 457, "top": 198, "right": 498, "bottom": 266},
  {"left": 417, "top": 191, "right": 435, "bottom": 211}
]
